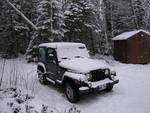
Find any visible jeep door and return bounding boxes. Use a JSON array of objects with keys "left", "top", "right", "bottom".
[
  {"left": 46, "top": 48, "right": 65, "bottom": 81},
  {"left": 38, "top": 47, "right": 47, "bottom": 65}
]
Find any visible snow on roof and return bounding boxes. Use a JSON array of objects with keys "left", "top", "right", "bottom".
[
  {"left": 112, "top": 29, "right": 150, "bottom": 41},
  {"left": 39, "top": 42, "right": 85, "bottom": 48}
]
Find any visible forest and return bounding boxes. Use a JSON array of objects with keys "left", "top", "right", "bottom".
[{"left": 0, "top": 0, "right": 150, "bottom": 58}]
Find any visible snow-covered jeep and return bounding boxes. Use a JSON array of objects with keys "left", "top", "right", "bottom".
[{"left": 37, "top": 42, "right": 119, "bottom": 103}]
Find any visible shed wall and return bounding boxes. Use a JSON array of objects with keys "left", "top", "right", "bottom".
[
  {"left": 114, "top": 40, "right": 127, "bottom": 63},
  {"left": 127, "top": 32, "right": 150, "bottom": 64}
]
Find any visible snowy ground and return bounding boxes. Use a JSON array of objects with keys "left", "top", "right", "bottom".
[{"left": 0, "top": 56, "right": 150, "bottom": 113}]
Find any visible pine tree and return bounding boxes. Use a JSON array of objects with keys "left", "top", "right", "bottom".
[
  {"left": 0, "top": 0, "right": 27, "bottom": 57},
  {"left": 0, "top": 0, "right": 38, "bottom": 57},
  {"left": 64, "top": 0, "right": 98, "bottom": 54},
  {"left": 35, "top": 0, "right": 64, "bottom": 44}
]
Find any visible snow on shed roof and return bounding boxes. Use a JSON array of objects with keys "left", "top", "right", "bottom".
[
  {"left": 112, "top": 29, "right": 150, "bottom": 41},
  {"left": 39, "top": 42, "right": 85, "bottom": 48}
]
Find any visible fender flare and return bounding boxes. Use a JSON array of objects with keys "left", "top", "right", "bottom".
[
  {"left": 57, "top": 72, "right": 87, "bottom": 84},
  {"left": 37, "top": 62, "right": 47, "bottom": 72}
]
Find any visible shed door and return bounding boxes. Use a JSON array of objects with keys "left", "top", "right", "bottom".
[
  {"left": 147, "top": 38, "right": 150, "bottom": 62},
  {"left": 142, "top": 37, "right": 149, "bottom": 63}
]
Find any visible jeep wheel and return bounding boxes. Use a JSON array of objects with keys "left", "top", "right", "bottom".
[
  {"left": 104, "top": 84, "right": 113, "bottom": 92},
  {"left": 38, "top": 70, "right": 47, "bottom": 84},
  {"left": 64, "top": 82, "right": 79, "bottom": 103}
]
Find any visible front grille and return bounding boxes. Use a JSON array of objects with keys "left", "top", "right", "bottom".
[{"left": 90, "top": 69, "right": 107, "bottom": 82}]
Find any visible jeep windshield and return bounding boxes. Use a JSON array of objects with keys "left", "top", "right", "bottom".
[{"left": 56, "top": 45, "right": 90, "bottom": 62}]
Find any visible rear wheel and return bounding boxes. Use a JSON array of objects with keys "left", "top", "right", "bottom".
[
  {"left": 64, "top": 82, "right": 79, "bottom": 103},
  {"left": 38, "top": 70, "right": 47, "bottom": 84}
]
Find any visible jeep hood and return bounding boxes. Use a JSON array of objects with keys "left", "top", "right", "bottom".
[{"left": 59, "top": 58, "right": 109, "bottom": 73}]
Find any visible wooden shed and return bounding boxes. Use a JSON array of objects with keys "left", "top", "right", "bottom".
[{"left": 112, "top": 30, "right": 150, "bottom": 64}]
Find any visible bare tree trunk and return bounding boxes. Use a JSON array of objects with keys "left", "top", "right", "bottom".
[
  {"left": 50, "top": 1, "right": 53, "bottom": 40},
  {"left": 0, "top": 59, "right": 6, "bottom": 88},
  {"left": 110, "top": 2, "right": 114, "bottom": 38},
  {"left": 90, "top": 30, "right": 96, "bottom": 55},
  {"left": 102, "top": 0, "right": 110, "bottom": 54},
  {"left": 143, "top": 0, "right": 150, "bottom": 30},
  {"left": 130, "top": 0, "right": 139, "bottom": 29},
  {"left": 25, "top": 33, "right": 37, "bottom": 56}
]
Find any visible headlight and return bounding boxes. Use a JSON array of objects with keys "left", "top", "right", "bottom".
[
  {"left": 110, "top": 75, "right": 115, "bottom": 80},
  {"left": 88, "top": 82, "right": 92, "bottom": 88},
  {"left": 105, "top": 69, "right": 110, "bottom": 75},
  {"left": 85, "top": 73, "right": 92, "bottom": 81},
  {"left": 111, "top": 71, "right": 116, "bottom": 76}
]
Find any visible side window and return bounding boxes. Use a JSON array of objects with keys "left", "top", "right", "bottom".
[
  {"left": 47, "top": 48, "right": 57, "bottom": 64},
  {"left": 39, "top": 48, "right": 46, "bottom": 61}
]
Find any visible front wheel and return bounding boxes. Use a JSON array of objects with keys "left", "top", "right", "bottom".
[
  {"left": 37, "top": 70, "right": 47, "bottom": 84},
  {"left": 104, "top": 84, "right": 113, "bottom": 92},
  {"left": 64, "top": 82, "right": 79, "bottom": 103}
]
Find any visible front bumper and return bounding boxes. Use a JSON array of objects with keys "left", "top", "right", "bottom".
[{"left": 79, "top": 78, "right": 119, "bottom": 93}]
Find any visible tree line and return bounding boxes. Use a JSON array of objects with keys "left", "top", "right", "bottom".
[{"left": 0, "top": 0, "right": 150, "bottom": 58}]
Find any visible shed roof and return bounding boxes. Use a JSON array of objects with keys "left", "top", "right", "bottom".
[
  {"left": 112, "top": 30, "right": 150, "bottom": 41},
  {"left": 39, "top": 42, "right": 85, "bottom": 48}
]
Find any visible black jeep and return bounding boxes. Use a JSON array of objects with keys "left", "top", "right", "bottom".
[{"left": 37, "top": 42, "right": 119, "bottom": 103}]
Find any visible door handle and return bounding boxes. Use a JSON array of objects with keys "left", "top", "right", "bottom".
[{"left": 57, "top": 70, "right": 61, "bottom": 74}]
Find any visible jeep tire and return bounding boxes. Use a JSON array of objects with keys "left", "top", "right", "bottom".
[
  {"left": 38, "top": 70, "right": 47, "bottom": 84},
  {"left": 64, "top": 82, "right": 79, "bottom": 103},
  {"left": 104, "top": 84, "right": 113, "bottom": 92}
]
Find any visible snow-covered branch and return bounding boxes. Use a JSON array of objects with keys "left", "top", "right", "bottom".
[{"left": 5, "top": 0, "right": 38, "bottom": 30}]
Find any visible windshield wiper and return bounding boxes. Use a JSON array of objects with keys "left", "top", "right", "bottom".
[
  {"left": 61, "top": 57, "right": 70, "bottom": 60},
  {"left": 74, "top": 56, "right": 83, "bottom": 58}
]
